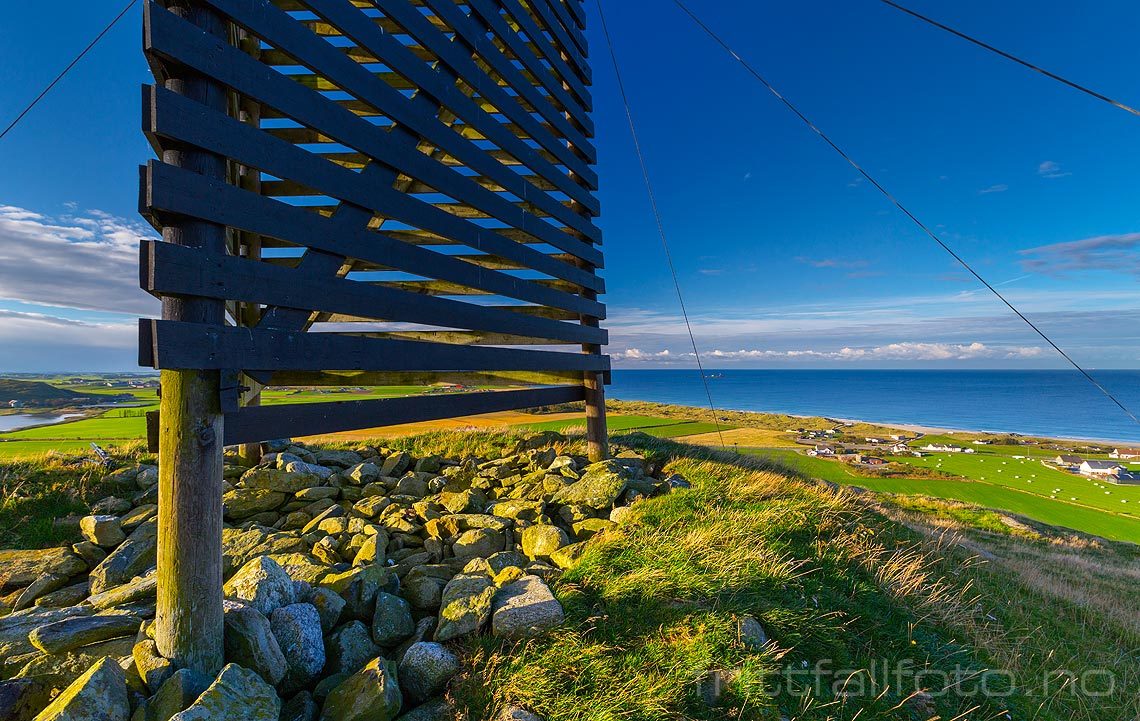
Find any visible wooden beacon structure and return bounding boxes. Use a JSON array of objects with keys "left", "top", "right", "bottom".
[{"left": 138, "top": 0, "right": 607, "bottom": 675}]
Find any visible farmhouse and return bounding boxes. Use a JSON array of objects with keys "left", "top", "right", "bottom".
[
  {"left": 1110, "top": 448, "right": 1140, "bottom": 460},
  {"left": 7, "top": 399, "right": 22, "bottom": 408},
  {"left": 808, "top": 445, "right": 836, "bottom": 457},
  {"left": 1079, "top": 460, "right": 1124, "bottom": 477},
  {"left": 921, "top": 443, "right": 975, "bottom": 454},
  {"left": 1053, "top": 455, "right": 1083, "bottom": 467}
]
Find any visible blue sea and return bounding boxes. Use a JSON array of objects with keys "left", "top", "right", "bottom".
[{"left": 607, "top": 370, "right": 1140, "bottom": 444}]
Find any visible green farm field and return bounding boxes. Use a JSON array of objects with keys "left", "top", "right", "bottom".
[{"left": 745, "top": 448, "right": 1140, "bottom": 543}]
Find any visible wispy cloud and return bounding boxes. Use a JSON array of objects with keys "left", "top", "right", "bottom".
[
  {"left": 0, "top": 309, "right": 136, "bottom": 372},
  {"left": 1037, "top": 160, "right": 1071, "bottom": 179},
  {"left": 1020, "top": 233, "right": 1140, "bottom": 277},
  {"left": 795, "top": 256, "right": 871, "bottom": 270},
  {"left": 613, "top": 342, "right": 1044, "bottom": 365},
  {"left": 979, "top": 184, "right": 1009, "bottom": 194},
  {"left": 0, "top": 204, "right": 158, "bottom": 315}
]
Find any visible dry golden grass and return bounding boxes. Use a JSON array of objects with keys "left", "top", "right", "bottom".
[{"left": 679, "top": 427, "right": 804, "bottom": 448}]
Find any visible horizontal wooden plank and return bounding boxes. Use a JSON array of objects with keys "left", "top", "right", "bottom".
[
  {"left": 525, "top": 0, "right": 590, "bottom": 75},
  {"left": 261, "top": 369, "right": 590, "bottom": 386},
  {"left": 143, "top": 240, "right": 606, "bottom": 345},
  {"left": 144, "top": 160, "right": 606, "bottom": 318},
  {"left": 145, "top": 85, "right": 604, "bottom": 273},
  {"left": 220, "top": 385, "right": 588, "bottom": 445},
  {"left": 140, "top": 319, "right": 611, "bottom": 373}
]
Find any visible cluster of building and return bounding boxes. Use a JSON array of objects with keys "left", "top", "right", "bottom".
[{"left": 1050, "top": 451, "right": 1140, "bottom": 485}]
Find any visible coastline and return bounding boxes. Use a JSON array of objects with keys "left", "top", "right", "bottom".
[{"left": 615, "top": 397, "right": 1140, "bottom": 448}]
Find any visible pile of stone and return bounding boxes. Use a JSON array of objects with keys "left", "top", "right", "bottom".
[{"left": 0, "top": 433, "right": 689, "bottom": 720}]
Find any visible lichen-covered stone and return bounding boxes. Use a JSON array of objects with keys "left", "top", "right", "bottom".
[
  {"left": 0, "top": 678, "right": 52, "bottom": 721},
  {"left": 241, "top": 468, "right": 323, "bottom": 494},
  {"left": 371, "top": 592, "right": 414, "bottom": 647},
  {"left": 29, "top": 613, "right": 140, "bottom": 654},
  {"left": 310, "top": 587, "right": 347, "bottom": 633},
  {"left": 79, "top": 515, "right": 125, "bottom": 548},
  {"left": 0, "top": 549, "right": 87, "bottom": 594},
  {"left": 271, "top": 603, "right": 325, "bottom": 693},
  {"left": 223, "top": 601, "right": 287, "bottom": 686},
  {"left": 133, "top": 638, "right": 174, "bottom": 693},
  {"left": 491, "top": 575, "right": 564, "bottom": 639},
  {"left": 88, "top": 520, "right": 157, "bottom": 595},
  {"left": 223, "top": 556, "right": 295, "bottom": 616},
  {"left": 319, "top": 657, "right": 402, "bottom": 721},
  {"left": 397, "top": 642, "right": 459, "bottom": 704},
  {"left": 31, "top": 656, "right": 127, "bottom": 721},
  {"left": 280, "top": 691, "right": 319, "bottom": 721},
  {"left": 551, "top": 460, "right": 631, "bottom": 510},
  {"left": 434, "top": 573, "right": 494, "bottom": 642},
  {"left": 520, "top": 525, "right": 569, "bottom": 560},
  {"left": 326, "top": 621, "right": 379, "bottom": 675},
  {"left": 451, "top": 528, "right": 504, "bottom": 561},
  {"left": 140, "top": 668, "right": 211, "bottom": 721},
  {"left": 169, "top": 664, "right": 280, "bottom": 721},
  {"left": 223, "top": 489, "right": 287, "bottom": 520}
]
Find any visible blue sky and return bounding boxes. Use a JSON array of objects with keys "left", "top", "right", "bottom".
[{"left": 1, "top": 0, "right": 1138, "bottom": 371}]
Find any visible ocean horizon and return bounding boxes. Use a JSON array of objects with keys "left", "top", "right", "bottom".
[{"left": 607, "top": 369, "right": 1140, "bottom": 445}]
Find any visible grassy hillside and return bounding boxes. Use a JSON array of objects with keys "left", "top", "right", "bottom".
[
  {"left": 2, "top": 431, "right": 1135, "bottom": 719},
  {"left": 0, "top": 379, "right": 97, "bottom": 405}
]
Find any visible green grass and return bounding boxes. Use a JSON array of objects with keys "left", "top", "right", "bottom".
[
  {"left": 744, "top": 449, "right": 1140, "bottom": 544},
  {"left": 520, "top": 415, "right": 690, "bottom": 433},
  {"left": 897, "top": 452, "right": 1140, "bottom": 516},
  {"left": 0, "top": 443, "right": 151, "bottom": 548},
  {"left": 441, "top": 434, "right": 1140, "bottom": 720},
  {"left": 3, "top": 430, "right": 1137, "bottom": 719}
]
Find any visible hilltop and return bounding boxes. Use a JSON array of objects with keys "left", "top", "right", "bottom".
[
  {"left": 0, "top": 430, "right": 1135, "bottom": 720},
  {"left": 0, "top": 379, "right": 107, "bottom": 409}
]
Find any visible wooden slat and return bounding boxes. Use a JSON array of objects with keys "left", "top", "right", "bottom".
[
  {"left": 143, "top": 240, "right": 606, "bottom": 345},
  {"left": 261, "top": 369, "right": 587, "bottom": 386},
  {"left": 145, "top": 85, "right": 604, "bottom": 273},
  {"left": 304, "top": 0, "right": 599, "bottom": 199},
  {"left": 177, "top": 0, "right": 602, "bottom": 225},
  {"left": 142, "top": 15, "right": 603, "bottom": 252},
  {"left": 220, "top": 385, "right": 587, "bottom": 444},
  {"left": 381, "top": 0, "right": 595, "bottom": 159},
  {"left": 534, "top": 0, "right": 588, "bottom": 59},
  {"left": 143, "top": 162, "right": 606, "bottom": 318},
  {"left": 467, "top": 0, "right": 590, "bottom": 111},
  {"left": 140, "top": 320, "right": 612, "bottom": 373}
]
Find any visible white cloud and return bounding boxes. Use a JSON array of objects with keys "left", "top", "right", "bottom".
[
  {"left": 0, "top": 309, "right": 137, "bottom": 371},
  {"left": 0, "top": 204, "right": 159, "bottom": 315},
  {"left": 613, "top": 342, "right": 1044, "bottom": 365},
  {"left": 1037, "top": 160, "right": 1071, "bottom": 179},
  {"left": 979, "top": 184, "right": 1009, "bottom": 194}
]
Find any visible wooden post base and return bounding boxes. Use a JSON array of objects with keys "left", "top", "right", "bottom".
[{"left": 155, "top": 368, "right": 225, "bottom": 676}]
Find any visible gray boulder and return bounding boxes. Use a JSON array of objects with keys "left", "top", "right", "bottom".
[
  {"left": 520, "top": 525, "right": 569, "bottom": 560},
  {"left": 434, "top": 573, "right": 495, "bottom": 642},
  {"left": 169, "top": 664, "right": 280, "bottom": 721},
  {"left": 139, "top": 668, "right": 211, "bottom": 721},
  {"left": 397, "top": 642, "right": 459, "bottom": 704},
  {"left": 319, "top": 657, "right": 402, "bottom": 721},
  {"left": 79, "top": 515, "right": 125, "bottom": 548},
  {"left": 491, "top": 575, "right": 564, "bottom": 639},
  {"left": 371, "top": 593, "right": 414, "bottom": 647},
  {"left": 0, "top": 678, "right": 52, "bottom": 721},
  {"left": 271, "top": 603, "right": 326, "bottom": 693},
  {"left": 327, "top": 621, "right": 380, "bottom": 676},
  {"left": 223, "top": 601, "right": 287, "bottom": 686},
  {"left": 29, "top": 613, "right": 140, "bottom": 654},
  {"left": 88, "top": 521, "right": 157, "bottom": 595},
  {"left": 223, "top": 556, "right": 295, "bottom": 616},
  {"left": 30, "top": 656, "right": 127, "bottom": 721},
  {"left": 551, "top": 461, "right": 630, "bottom": 510}
]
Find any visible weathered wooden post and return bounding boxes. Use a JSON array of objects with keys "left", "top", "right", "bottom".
[{"left": 150, "top": 0, "right": 226, "bottom": 676}]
